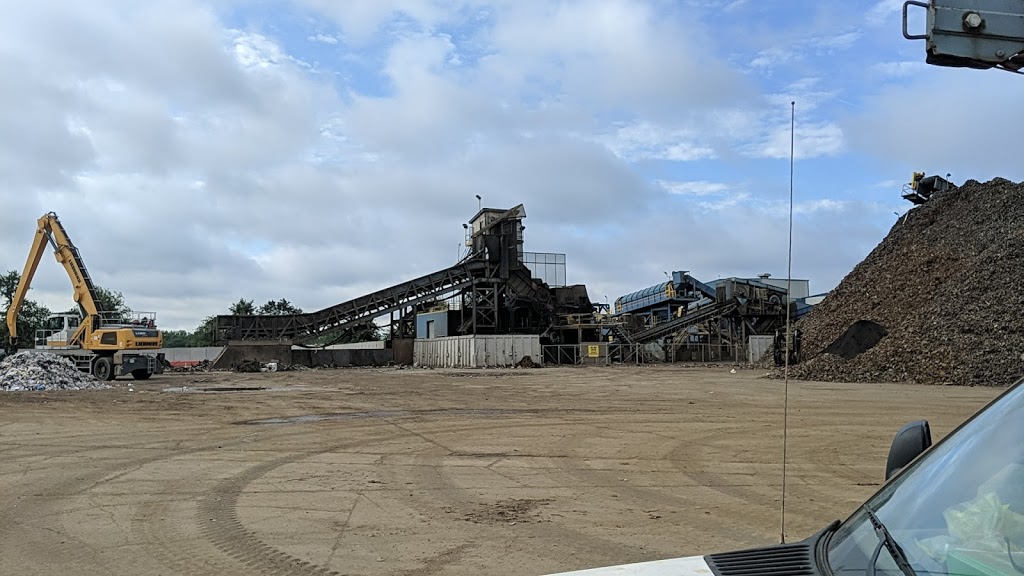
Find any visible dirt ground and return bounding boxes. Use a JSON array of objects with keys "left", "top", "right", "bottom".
[{"left": 0, "top": 365, "right": 1003, "bottom": 576}]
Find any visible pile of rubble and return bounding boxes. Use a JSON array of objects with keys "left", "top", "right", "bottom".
[
  {"left": 775, "top": 177, "right": 1024, "bottom": 386},
  {"left": 0, "top": 352, "right": 106, "bottom": 391}
]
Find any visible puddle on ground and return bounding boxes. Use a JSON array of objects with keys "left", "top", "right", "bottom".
[
  {"left": 237, "top": 408, "right": 528, "bottom": 426},
  {"left": 162, "top": 386, "right": 273, "bottom": 393}
]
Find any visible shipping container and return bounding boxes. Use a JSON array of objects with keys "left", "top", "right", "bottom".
[{"left": 413, "top": 335, "right": 542, "bottom": 368}]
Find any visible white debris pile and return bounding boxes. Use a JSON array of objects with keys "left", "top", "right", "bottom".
[{"left": 0, "top": 352, "right": 106, "bottom": 391}]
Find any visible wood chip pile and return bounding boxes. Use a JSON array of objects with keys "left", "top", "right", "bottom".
[{"left": 770, "top": 178, "right": 1024, "bottom": 386}]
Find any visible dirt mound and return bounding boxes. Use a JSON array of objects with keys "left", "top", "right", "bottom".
[
  {"left": 823, "top": 320, "right": 888, "bottom": 360},
  {"left": 460, "top": 499, "right": 552, "bottom": 525},
  {"left": 517, "top": 355, "right": 538, "bottom": 368},
  {"left": 0, "top": 352, "right": 106, "bottom": 391},
  {"left": 777, "top": 178, "right": 1024, "bottom": 386}
]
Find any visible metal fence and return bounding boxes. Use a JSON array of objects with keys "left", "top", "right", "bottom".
[{"left": 542, "top": 344, "right": 648, "bottom": 366}]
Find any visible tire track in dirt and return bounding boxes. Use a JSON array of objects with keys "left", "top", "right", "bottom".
[
  {"left": 1, "top": 421, "right": 381, "bottom": 575},
  {"left": 556, "top": 422, "right": 778, "bottom": 549},
  {"left": 0, "top": 430, "right": 241, "bottom": 574},
  {"left": 196, "top": 417, "right": 577, "bottom": 575},
  {"left": 373, "top": 415, "right": 691, "bottom": 568},
  {"left": 220, "top": 414, "right": 661, "bottom": 574}
]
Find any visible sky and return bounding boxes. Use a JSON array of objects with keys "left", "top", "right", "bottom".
[{"left": 1, "top": 0, "right": 1021, "bottom": 331}]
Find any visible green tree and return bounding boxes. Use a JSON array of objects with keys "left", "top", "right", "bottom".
[
  {"left": 0, "top": 271, "right": 19, "bottom": 304},
  {"left": 0, "top": 270, "right": 52, "bottom": 349},
  {"left": 167, "top": 298, "right": 306, "bottom": 349},
  {"left": 160, "top": 330, "right": 192, "bottom": 348},
  {"left": 257, "top": 298, "right": 302, "bottom": 315},
  {"left": 229, "top": 298, "right": 255, "bottom": 315},
  {"left": 92, "top": 286, "right": 131, "bottom": 316},
  {"left": 189, "top": 316, "right": 218, "bottom": 347}
]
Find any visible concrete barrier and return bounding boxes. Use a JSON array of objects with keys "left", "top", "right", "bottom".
[
  {"left": 159, "top": 347, "right": 224, "bottom": 367},
  {"left": 211, "top": 342, "right": 293, "bottom": 370},
  {"left": 393, "top": 338, "right": 414, "bottom": 365},
  {"left": 290, "top": 348, "right": 392, "bottom": 367},
  {"left": 206, "top": 340, "right": 402, "bottom": 369}
]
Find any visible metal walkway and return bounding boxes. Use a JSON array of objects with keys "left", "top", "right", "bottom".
[
  {"left": 629, "top": 300, "right": 739, "bottom": 344},
  {"left": 216, "top": 260, "right": 489, "bottom": 343}
]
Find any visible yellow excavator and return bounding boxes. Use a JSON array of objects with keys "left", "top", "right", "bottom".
[{"left": 4, "top": 212, "right": 165, "bottom": 380}]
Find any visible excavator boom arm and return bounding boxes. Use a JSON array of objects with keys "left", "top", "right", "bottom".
[
  {"left": 5, "top": 213, "right": 102, "bottom": 350},
  {"left": 6, "top": 217, "right": 51, "bottom": 346}
]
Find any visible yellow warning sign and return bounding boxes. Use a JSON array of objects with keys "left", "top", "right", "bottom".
[{"left": 587, "top": 345, "right": 600, "bottom": 358}]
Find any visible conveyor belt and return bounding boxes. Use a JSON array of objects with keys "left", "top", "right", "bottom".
[
  {"left": 216, "top": 260, "right": 489, "bottom": 343},
  {"left": 629, "top": 300, "right": 738, "bottom": 344}
]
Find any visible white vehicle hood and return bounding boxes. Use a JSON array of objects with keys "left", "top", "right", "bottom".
[{"left": 544, "top": 555, "right": 712, "bottom": 576}]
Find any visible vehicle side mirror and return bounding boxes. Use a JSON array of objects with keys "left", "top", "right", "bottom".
[{"left": 886, "top": 420, "right": 932, "bottom": 480}]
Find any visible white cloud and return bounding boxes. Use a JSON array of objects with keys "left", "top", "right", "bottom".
[
  {"left": 748, "top": 30, "right": 862, "bottom": 74},
  {"left": 869, "top": 61, "right": 928, "bottom": 78},
  {"left": 813, "top": 31, "right": 862, "bottom": 51},
  {"left": 873, "top": 179, "right": 904, "bottom": 189},
  {"left": 867, "top": 0, "right": 905, "bottom": 26},
  {"left": 659, "top": 180, "right": 731, "bottom": 196},
  {"left": 601, "top": 122, "right": 716, "bottom": 162},
  {"left": 792, "top": 199, "right": 847, "bottom": 215},
  {"left": 844, "top": 69, "right": 1024, "bottom": 180},
  {"left": 750, "top": 46, "right": 796, "bottom": 70},
  {"left": 307, "top": 33, "right": 340, "bottom": 45},
  {"left": 698, "top": 192, "right": 751, "bottom": 211},
  {"left": 751, "top": 122, "right": 845, "bottom": 160}
]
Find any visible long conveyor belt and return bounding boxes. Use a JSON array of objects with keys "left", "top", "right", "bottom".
[{"left": 215, "top": 259, "right": 490, "bottom": 343}]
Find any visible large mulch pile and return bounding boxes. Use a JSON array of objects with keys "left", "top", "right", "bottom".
[{"left": 771, "top": 178, "right": 1024, "bottom": 386}]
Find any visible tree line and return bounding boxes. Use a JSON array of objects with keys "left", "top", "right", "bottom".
[{"left": 160, "top": 298, "right": 305, "bottom": 347}]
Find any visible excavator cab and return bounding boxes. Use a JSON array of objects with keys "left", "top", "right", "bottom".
[{"left": 35, "top": 313, "right": 81, "bottom": 348}]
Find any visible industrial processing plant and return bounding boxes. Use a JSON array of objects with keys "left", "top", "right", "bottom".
[{"left": 212, "top": 204, "right": 818, "bottom": 369}]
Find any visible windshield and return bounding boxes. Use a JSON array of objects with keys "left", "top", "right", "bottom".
[{"left": 828, "top": 381, "right": 1024, "bottom": 576}]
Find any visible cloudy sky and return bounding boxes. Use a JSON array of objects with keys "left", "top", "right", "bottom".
[{"left": 2, "top": 0, "right": 1021, "bottom": 330}]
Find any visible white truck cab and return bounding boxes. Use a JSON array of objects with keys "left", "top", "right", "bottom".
[{"left": 547, "top": 377, "right": 1024, "bottom": 576}]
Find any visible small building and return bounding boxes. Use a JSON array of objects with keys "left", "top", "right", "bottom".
[{"left": 415, "top": 310, "right": 463, "bottom": 339}]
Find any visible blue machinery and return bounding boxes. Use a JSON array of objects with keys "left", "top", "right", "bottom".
[
  {"left": 614, "top": 274, "right": 801, "bottom": 359},
  {"left": 614, "top": 271, "right": 716, "bottom": 322}
]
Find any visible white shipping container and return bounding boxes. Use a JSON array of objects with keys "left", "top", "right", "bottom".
[{"left": 413, "top": 335, "right": 542, "bottom": 368}]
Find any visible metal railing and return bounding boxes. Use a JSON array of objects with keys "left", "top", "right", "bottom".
[
  {"left": 101, "top": 311, "right": 158, "bottom": 328},
  {"left": 542, "top": 344, "right": 649, "bottom": 366}
]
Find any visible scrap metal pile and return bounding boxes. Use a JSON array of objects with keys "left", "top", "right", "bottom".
[
  {"left": 0, "top": 352, "right": 106, "bottom": 391},
  {"left": 776, "top": 177, "right": 1024, "bottom": 386}
]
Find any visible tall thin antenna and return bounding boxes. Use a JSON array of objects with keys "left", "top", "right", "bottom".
[{"left": 781, "top": 101, "right": 795, "bottom": 544}]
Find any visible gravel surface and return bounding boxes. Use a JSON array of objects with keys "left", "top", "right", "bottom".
[
  {"left": 772, "top": 178, "right": 1024, "bottom": 386},
  {"left": 0, "top": 352, "right": 105, "bottom": 391}
]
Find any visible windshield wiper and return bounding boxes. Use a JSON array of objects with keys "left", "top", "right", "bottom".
[{"left": 864, "top": 505, "right": 919, "bottom": 576}]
